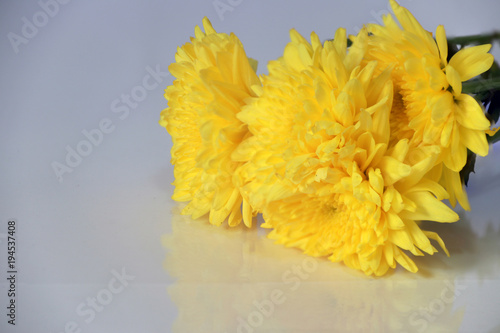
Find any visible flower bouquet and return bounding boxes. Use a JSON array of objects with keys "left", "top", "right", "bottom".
[{"left": 159, "top": 0, "right": 500, "bottom": 276}]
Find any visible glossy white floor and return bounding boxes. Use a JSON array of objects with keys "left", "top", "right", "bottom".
[{"left": 1, "top": 1, "right": 500, "bottom": 332}]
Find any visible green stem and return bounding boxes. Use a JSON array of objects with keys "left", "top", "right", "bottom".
[
  {"left": 447, "top": 32, "right": 500, "bottom": 46},
  {"left": 462, "top": 77, "right": 500, "bottom": 94}
]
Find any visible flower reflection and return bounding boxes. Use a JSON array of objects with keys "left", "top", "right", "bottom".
[{"left": 162, "top": 204, "right": 500, "bottom": 333}]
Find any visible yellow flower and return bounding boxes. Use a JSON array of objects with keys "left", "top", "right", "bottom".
[
  {"left": 365, "top": 0, "right": 494, "bottom": 209},
  {"left": 234, "top": 28, "right": 459, "bottom": 276},
  {"left": 159, "top": 17, "right": 260, "bottom": 227}
]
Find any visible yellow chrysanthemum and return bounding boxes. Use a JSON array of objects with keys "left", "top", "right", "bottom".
[
  {"left": 160, "top": 17, "right": 260, "bottom": 227},
  {"left": 234, "top": 28, "right": 459, "bottom": 276},
  {"left": 365, "top": 0, "right": 494, "bottom": 209}
]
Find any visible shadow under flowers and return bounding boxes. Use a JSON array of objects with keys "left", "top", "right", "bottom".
[{"left": 161, "top": 204, "right": 500, "bottom": 333}]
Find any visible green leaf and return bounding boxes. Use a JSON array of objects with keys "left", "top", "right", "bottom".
[{"left": 446, "top": 32, "right": 500, "bottom": 47}]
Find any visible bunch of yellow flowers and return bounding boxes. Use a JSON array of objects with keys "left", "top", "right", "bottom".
[{"left": 160, "top": 0, "right": 499, "bottom": 276}]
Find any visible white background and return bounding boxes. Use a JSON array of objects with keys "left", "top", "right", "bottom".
[{"left": 1, "top": 0, "right": 500, "bottom": 332}]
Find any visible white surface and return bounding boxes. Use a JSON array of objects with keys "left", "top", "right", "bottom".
[{"left": 1, "top": 1, "right": 500, "bottom": 332}]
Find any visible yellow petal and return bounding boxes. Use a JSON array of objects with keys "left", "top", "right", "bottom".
[
  {"left": 389, "top": 0, "right": 438, "bottom": 56},
  {"left": 440, "top": 166, "right": 470, "bottom": 210},
  {"left": 449, "top": 44, "right": 494, "bottom": 81},
  {"left": 383, "top": 244, "right": 396, "bottom": 268},
  {"left": 389, "top": 228, "right": 415, "bottom": 251},
  {"left": 455, "top": 94, "right": 490, "bottom": 130},
  {"left": 459, "top": 126, "right": 489, "bottom": 157},
  {"left": 386, "top": 211, "right": 405, "bottom": 230},
  {"left": 393, "top": 247, "right": 418, "bottom": 273},
  {"left": 427, "top": 66, "right": 448, "bottom": 91},
  {"left": 333, "top": 28, "right": 347, "bottom": 59},
  {"left": 398, "top": 146, "right": 440, "bottom": 190},
  {"left": 422, "top": 230, "right": 450, "bottom": 256},
  {"left": 194, "top": 24, "right": 205, "bottom": 40},
  {"left": 445, "top": 65, "right": 462, "bottom": 96},
  {"left": 227, "top": 198, "right": 243, "bottom": 227},
  {"left": 430, "top": 93, "right": 453, "bottom": 125},
  {"left": 441, "top": 118, "right": 454, "bottom": 147},
  {"left": 400, "top": 191, "right": 459, "bottom": 222},
  {"left": 405, "top": 219, "right": 435, "bottom": 254},
  {"left": 443, "top": 125, "right": 467, "bottom": 172},
  {"left": 310, "top": 31, "right": 322, "bottom": 51},
  {"left": 242, "top": 198, "right": 253, "bottom": 228},
  {"left": 406, "top": 178, "right": 449, "bottom": 201},
  {"left": 379, "top": 156, "right": 412, "bottom": 186},
  {"left": 202, "top": 17, "right": 216, "bottom": 35},
  {"left": 436, "top": 25, "right": 448, "bottom": 66}
]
